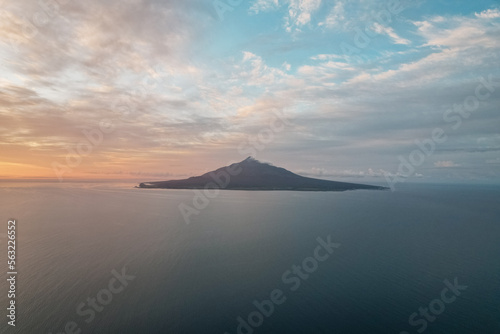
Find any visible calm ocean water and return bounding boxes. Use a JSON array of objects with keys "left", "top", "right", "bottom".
[{"left": 1, "top": 182, "right": 499, "bottom": 334}]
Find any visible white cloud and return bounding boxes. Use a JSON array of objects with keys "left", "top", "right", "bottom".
[
  {"left": 414, "top": 13, "right": 500, "bottom": 48},
  {"left": 311, "top": 54, "right": 345, "bottom": 61},
  {"left": 372, "top": 23, "right": 411, "bottom": 45},
  {"left": 249, "top": 0, "right": 280, "bottom": 14},
  {"left": 346, "top": 13, "right": 500, "bottom": 87},
  {"left": 285, "top": 0, "right": 322, "bottom": 32},
  {"left": 249, "top": 0, "right": 322, "bottom": 31},
  {"left": 475, "top": 8, "right": 500, "bottom": 19},
  {"left": 239, "top": 51, "right": 289, "bottom": 87},
  {"left": 319, "top": 1, "right": 344, "bottom": 29}
]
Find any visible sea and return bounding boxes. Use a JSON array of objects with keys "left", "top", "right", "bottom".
[{"left": 0, "top": 181, "right": 499, "bottom": 334}]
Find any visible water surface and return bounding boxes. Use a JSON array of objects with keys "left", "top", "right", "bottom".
[{"left": 1, "top": 182, "right": 499, "bottom": 333}]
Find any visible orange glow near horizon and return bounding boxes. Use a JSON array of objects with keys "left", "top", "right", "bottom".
[
  {"left": 0, "top": 156, "right": 192, "bottom": 181},
  {"left": 0, "top": 152, "right": 244, "bottom": 181}
]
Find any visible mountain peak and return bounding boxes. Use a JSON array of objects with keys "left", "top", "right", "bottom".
[
  {"left": 242, "top": 156, "right": 258, "bottom": 162},
  {"left": 238, "top": 156, "right": 270, "bottom": 166}
]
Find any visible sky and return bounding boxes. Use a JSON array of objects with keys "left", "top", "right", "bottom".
[{"left": 0, "top": 0, "right": 499, "bottom": 184}]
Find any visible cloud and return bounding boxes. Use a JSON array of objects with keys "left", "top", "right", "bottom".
[
  {"left": 434, "top": 161, "right": 461, "bottom": 168},
  {"left": 285, "top": 0, "right": 322, "bottom": 32},
  {"left": 248, "top": 0, "right": 323, "bottom": 32},
  {"left": 1, "top": 1, "right": 499, "bottom": 181},
  {"left": 319, "top": 1, "right": 345, "bottom": 29},
  {"left": 414, "top": 12, "right": 500, "bottom": 49},
  {"left": 336, "top": 13, "right": 500, "bottom": 88},
  {"left": 0, "top": 1, "right": 210, "bottom": 78},
  {"left": 249, "top": 0, "right": 322, "bottom": 32},
  {"left": 486, "top": 158, "right": 500, "bottom": 164},
  {"left": 297, "top": 166, "right": 425, "bottom": 179},
  {"left": 0, "top": 0, "right": 224, "bottom": 177},
  {"left": 475, "top": 8, "right": 500, "bottom": 19},
  {"left": 238, "top": 51, "right": 290, "bottom": 88},
  {"left": 249, "top": 0, "right": 280, "bottom": 14},
  {"left": 372, "top": 23, "right": 411, "bottom": 45}
]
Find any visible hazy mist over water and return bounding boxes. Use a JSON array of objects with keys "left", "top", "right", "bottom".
[{"left": 1, "top": 182, "right": 499, "bottom": 333}]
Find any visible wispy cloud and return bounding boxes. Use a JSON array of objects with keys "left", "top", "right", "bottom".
[
  {"left": 372, "top": 23, "right": 411, "bottom": 45},
  {"left": 319, "top": 1, "right": 345, "bottom": 29}
]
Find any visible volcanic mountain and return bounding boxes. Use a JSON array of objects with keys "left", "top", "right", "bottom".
[{"left": 138, "top": 157, "right": 387, "bottom": 191}]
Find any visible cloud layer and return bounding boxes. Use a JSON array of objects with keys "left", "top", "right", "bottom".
[{"left": 0, "top": 1, "right": 499, "bottom": 183}]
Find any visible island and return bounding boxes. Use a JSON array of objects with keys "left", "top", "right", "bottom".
[{"left": 137, "top": 157, "right": 388, "bottom": 191}]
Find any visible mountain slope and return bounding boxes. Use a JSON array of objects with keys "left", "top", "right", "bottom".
[{"left": 138, "top": 157, "right": 388, "bottom": 191}]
